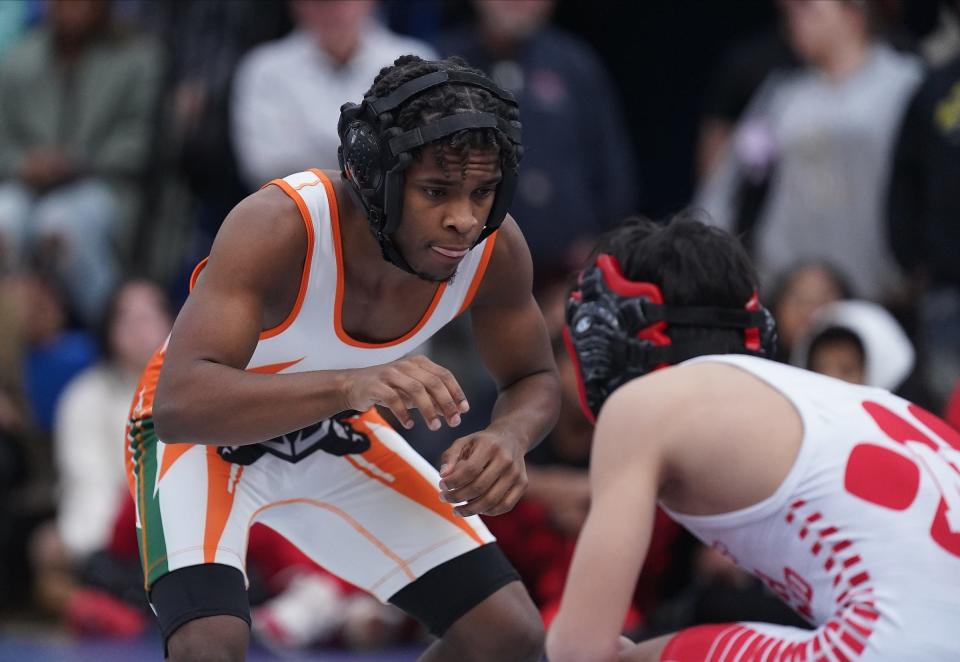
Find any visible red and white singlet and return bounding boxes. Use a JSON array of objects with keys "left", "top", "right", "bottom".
[{"left": 660, "top": 354, "right": 960, "bottom": 661}]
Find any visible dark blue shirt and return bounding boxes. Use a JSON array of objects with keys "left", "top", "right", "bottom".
[
  {"left": 437, "top": 26, "right": 639, "bottom": 270},
  {"left": 24, "top": 331, "right": 98, "bottom": 435}
]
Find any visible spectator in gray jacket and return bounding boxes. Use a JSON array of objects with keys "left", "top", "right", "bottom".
[
  {"left": 0, "top": 0, "right": 162, "bottom": 323},
  {"left": 697, "top": 0, "right": 921, "bottom": 302}
]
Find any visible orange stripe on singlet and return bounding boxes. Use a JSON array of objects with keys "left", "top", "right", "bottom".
[
  {"left": 188, "top": 257, "right": 208, "bottom": 291},
  {"left": 128, "top": 346, "right": 166, "bottom": 422},
  {"left": 346, "top": 411, "right": 485, "bottom": 545},
  {"left": 125, "top": 346, "right": 167, "bottom": 497},
  {"left": 158, "top": 444, "right": 193, "bottom": 483},
  {"left": 456, "top": 231, "right": 499, "bottom": 316},
  {"left": 248, "top": 497, "right": 417, "bottom": 581},
  {"left": 248, "top": 357, "right": 304, "bottom": 374},
  {"left": 203, "top": 446, "right": 244, "bottom": 563},
  {"left": 259, "top": 175, "right": 318, "bottom": 339}
]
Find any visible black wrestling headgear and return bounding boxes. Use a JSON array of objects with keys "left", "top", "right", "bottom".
[{"left": 338, "top": 67, "right": 522, "bottom": 275}]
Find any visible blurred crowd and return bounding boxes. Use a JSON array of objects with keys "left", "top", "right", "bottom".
[{"left": 0, "top": 0, "right": 958, "bottom": 654}]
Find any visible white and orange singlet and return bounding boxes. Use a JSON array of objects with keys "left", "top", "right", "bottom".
[
  {"left": 124, "top": 169, "right": 498, "bottom": 598},
  {"left": 659, "top": 355, "right": 960, "bottom": 661}
]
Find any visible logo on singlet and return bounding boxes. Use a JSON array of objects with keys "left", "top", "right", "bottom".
[
  {"left": 845, "top": 401, "right": 960, "bottom": 558},
  {"left": 217, "top": 411, "right": 371, "bottom": 465}
]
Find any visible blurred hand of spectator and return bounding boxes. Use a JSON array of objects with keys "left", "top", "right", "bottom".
[{"left": 19, "top": 150, "right": 77, "bottom": 193}]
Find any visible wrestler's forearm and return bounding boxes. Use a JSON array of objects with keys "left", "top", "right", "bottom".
[
  {"left": 153, "top": 359, "right": 351, "bottom": 446},
  {"left": 486, "top": 369, "right": 561, "bottom": 452}
]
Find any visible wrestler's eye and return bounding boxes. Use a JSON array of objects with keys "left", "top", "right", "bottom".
[
  {"left": 473, "top": 187, "right": 495, "bottom": 200},
  {"left": 423, "top": 187, "right": 446, "bottom": 199}
]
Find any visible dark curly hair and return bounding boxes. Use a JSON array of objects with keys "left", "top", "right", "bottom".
[{"left": 366, "top": 54, "right": 522, "bottom": 178}]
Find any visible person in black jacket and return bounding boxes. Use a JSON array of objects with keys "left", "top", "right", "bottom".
[{"left": 887, "top": 46, "right": 960, "bottom": 407}]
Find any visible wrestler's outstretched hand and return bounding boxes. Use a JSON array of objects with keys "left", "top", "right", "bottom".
[
  {"left": 437, "top": 430, "right": 527, "bottom": 517},
  {"left": 339, "top": 354, "right": 469, "bottom": 431}
]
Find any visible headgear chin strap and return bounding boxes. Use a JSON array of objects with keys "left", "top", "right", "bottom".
[
  {"left": 337, "top": 69, "right": 522, "bottom": 274},
  {"left": 564, "top": 254, "right": 778, "bottom": 423}
]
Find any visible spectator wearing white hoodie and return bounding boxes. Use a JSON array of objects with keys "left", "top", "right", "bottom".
[{"left": 791, "top": 299, "right": 915, "bottom": 392}]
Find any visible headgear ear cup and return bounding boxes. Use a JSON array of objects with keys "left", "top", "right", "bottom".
[{"left": 343, "top": 122, "right": 383, "bottom": 190}]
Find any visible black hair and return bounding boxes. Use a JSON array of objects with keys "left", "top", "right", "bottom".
[
  {"left": 598, "top": 210, "right": 758, "bottom": 306},
  {"left": 366, "top": 54, "right": 521, "bottom": 177},
  {"left": 595, "top": 209, "right": 761, "bottom": 354},
  {"left": 94, "top": 279, "right": 172, "bottom": 362},
  {"left": 807, "top": 326, "right": 865, "bottom": 370},
  {"left": 20, "top": 263, "right": 84, "bottom": 331}
]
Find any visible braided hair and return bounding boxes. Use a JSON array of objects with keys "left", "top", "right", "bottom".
[{"left": 366, "top": 55, "right": 522, "bottom": 178}]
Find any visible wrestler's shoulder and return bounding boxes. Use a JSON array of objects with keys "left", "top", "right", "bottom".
[{"left": 213, "top": 184, "right": 305, "bottom": 251}]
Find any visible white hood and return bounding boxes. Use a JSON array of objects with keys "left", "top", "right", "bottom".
[{"left": 791, "top": 300, "right": 915, "bottom": 390}]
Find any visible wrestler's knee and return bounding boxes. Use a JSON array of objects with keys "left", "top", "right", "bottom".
[
  {"left": 443, "top": 581, "right": 544, "bottom": 662},
  {"left": 166, "top": 615, "right": 248, "bottom": 662}
]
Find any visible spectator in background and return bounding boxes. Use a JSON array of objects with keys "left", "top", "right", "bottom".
[
  {"left": 696, "top": 26, "right": 797, "bottom": 183},
  {"left": 437, "top": 0, "right": 638, "bottom": 273},
  {"left": 231, "top": 0, "right": 435, "bottom": 187},
  {"left": 0, "top": 0, "right": 162, "bottom": 323},
  {"left": 149, "top": 1, "right": 291, "bottom": 235},
  {"left": 127, "top": 0, "right": 292, "bottom": 301},
  {"left": 0, "top": 279, "right": 45, "bottom": 612},
  {"left": 887, "top": 37, "right": 960, "bottom": 406},
  {"left": 697, "top": 0, "right": 922, "bottom": 302},
  {"left": 29, "top": 279, "right": 173, "bottom": 636},
  {"left": 3, "top": 271, "right": 97, "bottom": 438},
  {"left": 768, "top": 260, "right": 852, "bottom": 363},
  {"left": 791, "top": 299, "right": 915, "bottom": 391}
]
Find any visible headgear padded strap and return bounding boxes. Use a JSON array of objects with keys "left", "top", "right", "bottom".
[
  {"left": 368, "top": 71, "right": 517, "bottom": 115},
  {"left": 387, "top": 113, "right": 521, "bottom": 155}
]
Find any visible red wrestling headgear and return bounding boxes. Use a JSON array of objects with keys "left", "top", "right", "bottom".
[{"left": 564, "top": 254, "right": 777, "bottom": 423}]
